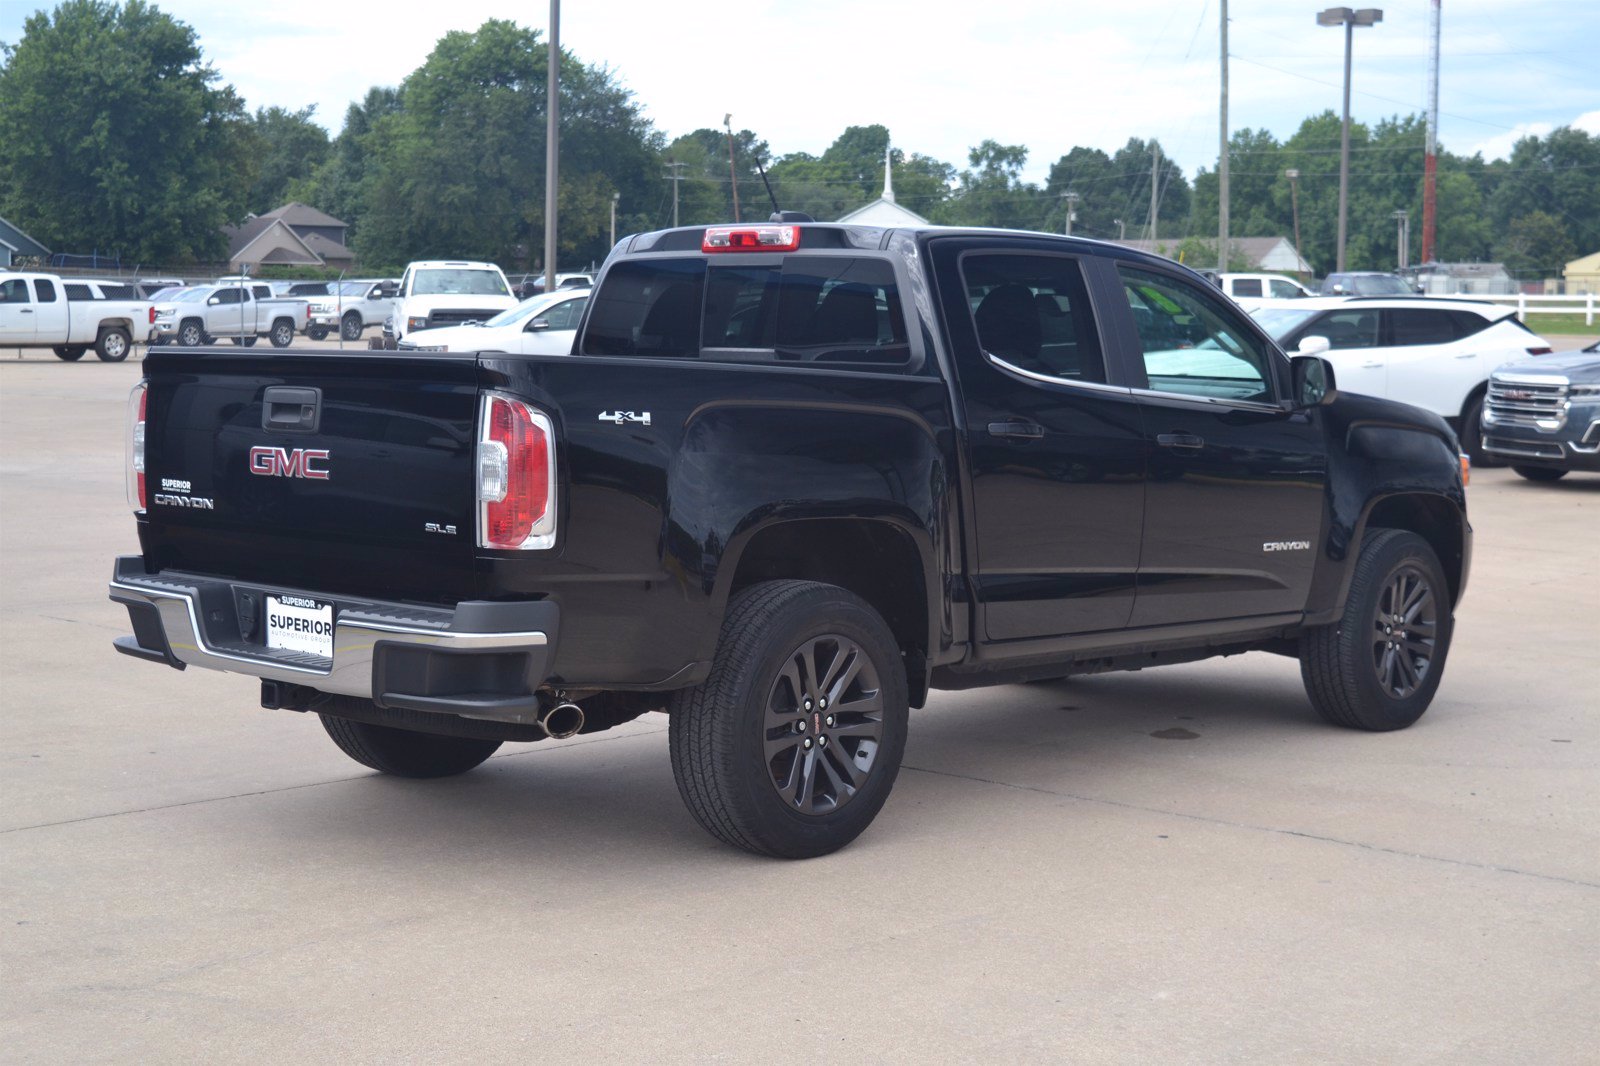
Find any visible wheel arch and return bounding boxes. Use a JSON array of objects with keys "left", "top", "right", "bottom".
[
  {"left": 1323, "top": 491, "right": 1468, "bottom": 621},
  {"left": 723, "top": 517, "right": 935, "bottom": 707}
]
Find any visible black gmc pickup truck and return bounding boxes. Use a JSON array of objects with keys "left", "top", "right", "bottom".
[{"left": 111, "top": 222, "right": 1471, "bottom": 858}]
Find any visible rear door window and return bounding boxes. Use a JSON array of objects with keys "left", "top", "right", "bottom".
[
  {"left": 1386, "top": 308, "right": 1457, "bottom": 346},
  {"left": 33, "top": 279, "right": 57, "bottom": 302},
  {"left": 1446, "top": 310, "right": 1490, "bottom": 338},
  {"left": 583, "top": 256, "right": 912, "bottom": 368},
  {"left": 1268, "top": 278, "right": 1303, "bottom": 299},
  {"left": 961, "top": 253, "right": 1105, "bottom": 383}
]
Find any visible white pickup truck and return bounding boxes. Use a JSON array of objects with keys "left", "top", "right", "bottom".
[
  {"left": 0, "top": 272, "right": 151, "bottom": 361},
  {"left": 380, "top": 260, "right": 517, "bottom": 347},
  {"left": 306, "top": 279, "right": 397, "bottom": 341},
  {"left": 150, "top": 282, "right": 310, "bottom": 348}
]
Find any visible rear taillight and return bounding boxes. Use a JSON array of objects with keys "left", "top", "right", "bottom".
[
  {"left": 703, "top": 224, "right": 800, "bottom": 253},
  {"left": 147, "top": 306, "right": 156, "bottom": 325},
  {"left": 1526, "top": 346, "right": 1553, "bottom": 355},
  {"left": 127, "top": 381, "right": 148, "bottom": 512},
  {"left": 477, "top": 393, "right": 556, "bottom": 550}
]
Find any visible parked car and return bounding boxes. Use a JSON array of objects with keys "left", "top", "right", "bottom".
[
  {"left": 1253, "top": 296, "right": 1554, "bottom": 461},
  {"left": 0, "top": 271, "right": 150, "bottom": 360},
  {"left": 398, "top": 289, "right": 588, "bottom": 354},
  {"left": 1319, "top": 272, "right": 1414, "bottom": 296},
  {"left": 150, "top": 281, "right": 310, "bottom": 348},
  {"left": 1216, "top": 272, "right": 1314, "bottom": 312},
  {"left": 305, "top": 279, "right": 397, "bottom": 341},
  {"left": 509, "top": 272, "right": 593, "bottom": 299},
  {"left": 382, "top": 260, "right": 518, "bottom": 347},
  {"left": 111, "top": 220, "right": 1471, "bottom": 858},
  {"left": 1481, "top": 338, "right": 1600, "bottom": 481}
]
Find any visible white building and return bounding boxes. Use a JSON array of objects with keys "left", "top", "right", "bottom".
[{"left": 836, "top": 148, "right": 929, "bottom": 228}]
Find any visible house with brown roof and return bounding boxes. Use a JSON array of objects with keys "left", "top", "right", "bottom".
[{"left": 223, "top": 202, "right": 355, "bottom": 272}]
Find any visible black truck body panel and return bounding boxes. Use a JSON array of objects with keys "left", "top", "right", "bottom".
[{"left": 121, "top": 224, "right": 1471, "bottom": 707}]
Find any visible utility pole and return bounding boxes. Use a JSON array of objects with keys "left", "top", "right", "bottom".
[
  {"left": 723, "top": 113, "right": 741, "bottom": 223},
  {"left": 664, "top": 161, "right": 686, "bottom": 227},
  {"left": 1285, "top": 169, "right": 1305, "bottom": 280},
  {"left": 1319, "top": 7, "right": 1383, "bottom": 273},
  {"left": 1219, "top": 0, "right": 1230, "bottom": 272},
  {"left": 1392, "top": 209, "right": 1409, "bottom": 269},
  {"left": 1422, "top": 0, "right": 1441, "bottom": 263},
  {"left": 1149, "top": 141, "right": 1160, "bottom": 244},
  {"left": 1062, "top": 191, "right": 1079, "bottom": 236},
  {"left": 543, "top": 0, "right": 560, "bottom": 294},
  {"left": 610, "top": 191, "right": 620, "bottom": 247}
]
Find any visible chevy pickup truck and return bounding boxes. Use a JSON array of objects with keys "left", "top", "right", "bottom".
[
  {"left": 0, "top": 271, "right": 150, "bottom": 360},
  {"left": 150, "top": 282, "right": 310, "bottom": 348},
  {"left": 110, "top": 221, "right": 1472, "bottom": 858},
  {"left": 380, "top": 260, "right": 518, "bottom": 347}
]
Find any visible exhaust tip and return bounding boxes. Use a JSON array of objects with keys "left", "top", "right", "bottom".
[{"left": 540, "top": 701, "right": 585, "bottom": 740}]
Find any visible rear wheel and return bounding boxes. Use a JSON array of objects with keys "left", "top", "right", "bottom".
[
  {"left": 320, "top": 714, "right": 501, "bottom": 778},
  {"left": 1513, "top": 465, "right": 1567, "bottom": 482},
  {"left": 269, "top": 319, "right": 294, "bottom": 348},
  {"left": 1300, "top": 529, "right": 1452, "bottom": 731},
  {"left": 341, "top": 313, "right": 363, "bottom": 341},
  {"left": 307, "top": 326, "right": 329, "bottom": 341},
  {"left": 229, "top": 335, "right": 258, "bottom": 347},
  {"left": 668, "top": 580, "right": 909, "bottom": 858},
  {"left": 95, "top": 327, "right": 131, "bottom": 361},
  {"left": 53, "top": 346, "right": 86, "bottom": 361}
]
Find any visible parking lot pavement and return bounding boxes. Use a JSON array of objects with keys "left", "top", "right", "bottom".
[{"left": 2, "top": 360, "right": 1596, "bottom": 1063}]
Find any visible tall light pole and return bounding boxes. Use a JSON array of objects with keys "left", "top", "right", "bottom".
[
  {"left": 543, "top": 0, "right": 560, "bottom": 294},
  {"left": 1285, "top": 169, "right": 1305, "bottom": 280},
  {"left": 1422, "top": 0, "right": 1441, "bottom": 263},
  {"left": 1318, "top": 6, "right": 1382, "bottom": 274},
  {"left": 1392, "top": 209, "right": 1409, "bottom": 269},
  {"left": 1062, "top": 191, "right": 1079, "bottom": 236},
  {"left": 1219, "top": 0, "right": 1230, "bottom": 273},
  {"left": 723, "top": 113, "right": 741, "bottom": 223},
  {"left": 610, "top": 191, "right": 620, "bottom": 247}
]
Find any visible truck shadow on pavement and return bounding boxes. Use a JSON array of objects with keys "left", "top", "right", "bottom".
[{"left": 262, "top": 659, "right": 1336, "bottom": 867}]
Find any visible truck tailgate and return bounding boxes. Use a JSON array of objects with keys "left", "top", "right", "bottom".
[{"left": 139, "top": 348, "right": 481, "bottom": 604}]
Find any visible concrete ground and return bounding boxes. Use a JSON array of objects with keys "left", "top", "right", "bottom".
[{"left": 1, "top": 353, "right": 1596, "bottom": 1064}]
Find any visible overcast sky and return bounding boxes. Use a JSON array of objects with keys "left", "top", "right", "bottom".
[{"left": 4, "top": 0, "right": 1596, "bottom": 181}]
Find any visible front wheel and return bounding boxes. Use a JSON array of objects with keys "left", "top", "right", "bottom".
[
  {"left": 1458, "top": 394, "right": 1498, "bottom": 468},
  {"left": 53, "top": 346, "right": 86, "bottom": 361},
  {"left": 320, "top": 714, "right": 501, "bottom": 778},
  {"left": 307, "top": 326, "right": 329, "bottom": 341},
  {"left": 668, "top": 580, "right": 909, "bottom": 858},
  {"left": 1513, "top": 465, "right": 1567, "bottom": 482},
  {"left": 269, "top": 320, "right": 294, "bottom": 348},
  {"left": 177, "top": 320, "right": 204, "bottom": 348},
  {"left": 341, "top": 313, "right": 363, "bottom": 341},
  {"left": 1300, "top": 529, "right": 1453, "bottom": 731}
]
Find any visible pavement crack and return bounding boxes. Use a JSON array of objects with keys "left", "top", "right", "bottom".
[{"left": 901, "top": 763, "right": 1600, "bottom": 890}]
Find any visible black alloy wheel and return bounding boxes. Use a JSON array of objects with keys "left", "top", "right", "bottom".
[
  {"left": 762, "top": 635, "right": 887, "bottom": 816},
  {"left": 1370, "top": 564, "right": 1437, "bottom": 700},
  {"left": 341, "top": 313, "right": 363, "bottom": 341},
  {"left": 53, "top": 346, "right": 86, "bottom": 361},
  {"left": 307, "top": 326, "right": 329, "bottom": 341}
]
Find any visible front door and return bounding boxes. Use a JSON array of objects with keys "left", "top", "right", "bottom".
[
  {"left": 932, "top": 241, "right": 1146, "bottom": 642},
  {"left": 1111, "top": 264, "right": 1327, "bottom": 627},
  {"left": 0, "top": 277, "right": 37, "bottom": 343},
  {"left": 1383, "top": 306, "right": 1477, "bottom": 418}
]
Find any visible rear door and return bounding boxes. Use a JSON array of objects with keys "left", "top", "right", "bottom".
[
  {"left": 141, "top": 349, "right": 482, "bottom": 603},
  {"left": 1383, "top": 306, "right": 1478, "bottom": 417},
  {"left": 1109, "top": 262, "right": 1326, "bottom": 626},
  {"left": 930, "top": 238, "right": 1146, "bottom": 640},
  {"left": 32, "top": 278, "right": 69, "bottom": 340},
  {"left": 1291, "top": 306, "right": 1386, "bottom": 399}
]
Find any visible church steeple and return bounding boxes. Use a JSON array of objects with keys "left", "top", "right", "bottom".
[{"left": 882, "top": 145, "right": 895, "bottom": 204}]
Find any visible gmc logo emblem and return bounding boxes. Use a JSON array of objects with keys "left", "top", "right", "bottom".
[{"left": 249, "top": 446, "right": 330, "bottom": 480}]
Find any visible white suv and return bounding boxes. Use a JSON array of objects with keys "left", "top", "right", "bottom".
[{"left": 1253, "top": 297, "right": 1554, "bottom": 462}]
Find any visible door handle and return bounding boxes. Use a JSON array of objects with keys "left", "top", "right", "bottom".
[
  {"left": 19, "top": 308, "right": 33, "bottom": 313},
  {"left": 1156, "top": 432, "right": 1205, "bottom": 450},
  {"left": 262, "top": 386, "right": 322, "bottom": 433},
  {"left": 1360, "top": 359, "right": 1382, "bottom": 368},
  {"left": 988, "top": 420, "right": 1044, "bottom": 440},
  {"left": 1453, "top": 352, "right": 1476, "bottom": 359}
]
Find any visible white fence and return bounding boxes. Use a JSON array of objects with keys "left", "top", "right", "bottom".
[{"left": 1471, "top": 293, "right": 1597, "bottom": 326}]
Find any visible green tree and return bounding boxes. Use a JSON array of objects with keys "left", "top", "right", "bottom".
[
  {"left": 353, "top": 20, "right": 661, "bottom": 269},
  {"left": 0, "top": 0, "right": 253, "bottom": 262},
  {"left": 247, "top": 105, "right": 331, "bottom": 214},
  {"left": 1487, "top": 127, "right": 1600, "bottom": 258},
  {"left": 287, "top": 87, "right": 401, "bottom": 242},
  {"left": 933, "top": 141, "right": 1046, "bottom": 230},
  {"left": 1495, "top": 210, "right": 1577, "bottom": 280}
]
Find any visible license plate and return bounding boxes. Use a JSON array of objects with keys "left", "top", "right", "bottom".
[{"left": 265, "top": 595, "right": 334, "bottom": 658}]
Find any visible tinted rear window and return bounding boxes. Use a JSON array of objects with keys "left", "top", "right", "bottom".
[
  {"left": 65, "top": 284, "right": 94, "bottom": 300},
  {"left": 1231, "top": 278, "right": 1263, "bottom": 298},
  {"left": 583, "top": 256, "right": 912, "bottom": 368},
  {"left": 1387, "top": 308, "right": 1457, "bottom": 346}
]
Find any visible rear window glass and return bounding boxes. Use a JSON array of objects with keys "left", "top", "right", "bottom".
[
  {"left": 1387, "top": 308, "right": 1457, "bottom": 346},
  {"left": 98, "top": 283, "right": 135, "bottom": 299},
  {"left": 583, "top": 256, "right": 912, "bottom": 368},
  {"left": 1446, "top": 309, "right": 1489, "bottom": 338},
  {"left": 65, "top": 283, "right": 94, "bottom": 300}
]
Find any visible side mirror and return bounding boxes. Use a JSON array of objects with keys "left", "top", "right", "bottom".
[
  {"left": 1330, "top": 284, "right": 1345, "bottom": 295},
  {"left": 525, "top": 319, "right": 551, "bottom": 332},
  {"left": 207, "top": 296, "right": 221, "bottom": 306},
  {"left": 1296, "top": 334, "right": 1331, "bottom": 357},
  {"left": 1291, "top": 355, "right": 1338, "bottom": 408}
]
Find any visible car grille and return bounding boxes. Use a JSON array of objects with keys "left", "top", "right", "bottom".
[
  {"left": 1486, "top": 377, "right": 1568, "bottom": 429},
  {"left": 428, "top": 309, "right": 499, "bottom": 327}
]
